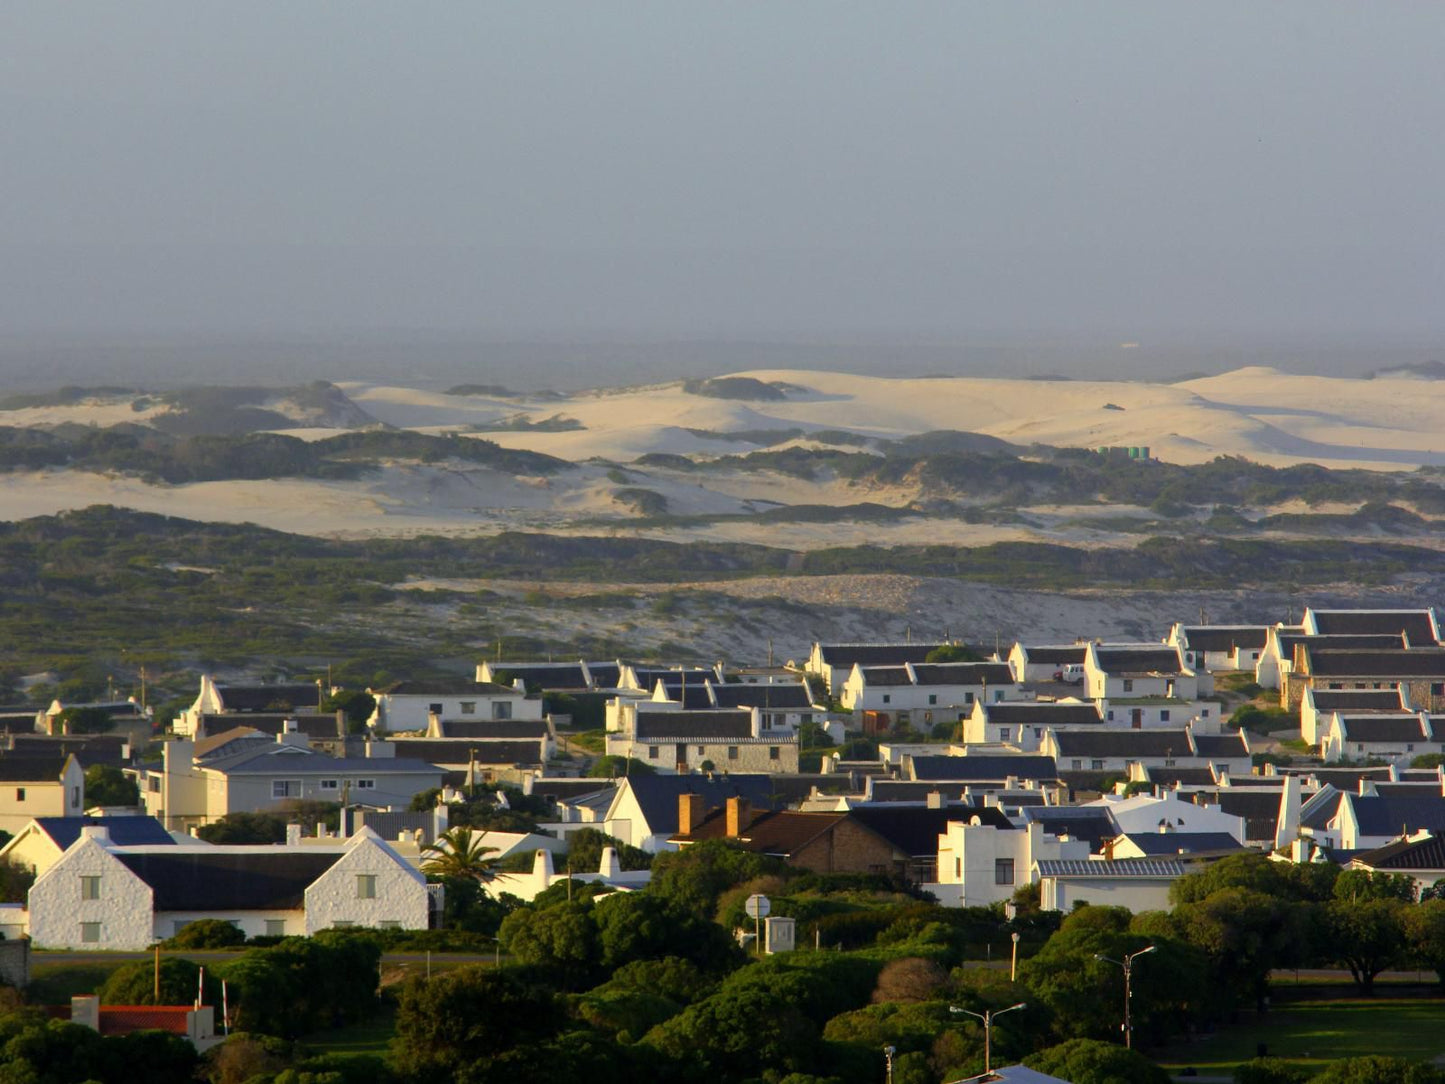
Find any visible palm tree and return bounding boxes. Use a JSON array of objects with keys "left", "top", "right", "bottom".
[{"left": 421, "top": 826, "right": 499, "bottom": 882}]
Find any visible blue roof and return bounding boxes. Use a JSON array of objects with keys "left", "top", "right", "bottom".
[
  {"left": 36, "top": 815, "right": 175, "bottom": 850},
  {"left": 911, "top": 754, "right": 1059, "bottom": 782},
  {"left": 1349, "top": 794, "right": 1445, "bottom": 837}
]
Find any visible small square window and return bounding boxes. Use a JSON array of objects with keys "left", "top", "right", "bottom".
[
  {"left": 355, "top": 779, "right": 375, "bottom": 790},
  {"left": 265, "top": 919, "right": 286, "bottom": 937},
  {"left": 320, "top": 779, "right": 339, "bottom": 791},
  {"left": 727, "top": 746, "right": 739, "bottom": 761},
  {"left": 1091, "top": 759, "right": 1105, "bottom": 771},
  {"left": 459, "top": 701, "right": 477, "bottom": 715},
  {"left": 1071, "top": 759, "right": 1082, "bottom": 770},
  {"left": 882, "top": 694, "right": 891, "bottom": 704},
  {"left": 14, "top": 788, "right": 23, "bottom": 802},
  {"left": 994, "top": 858, "right": 1015, "bottom": 885},
  {"left": 1160, "top": 710, "right": 1170, "bottom": 722},
  {"left": 80, "top": 922, "right": 101, "bottom": 944},
  {"left": 357, "top": 874, "right": 377, "bottom": 899},
  {"left": 769, "top": 746, "right": 780, "bottom": 760},
  {"left": 648, "top": 746, "right": 659, "bottom": 759},
  {"left": 493, "top": 701, "right": 512, "bottom": 720},
  {"left": 428, "top": 703, "right": 443, "bottom": 715},
  {"left": 928, "top": 694, "right": 937, "bottom": 706},
  {"left": 1123, "top": 679, "right": 1134, "bottom": 692},
  {"left": 697, "top": 745, "right": 705, "bottom": 755},
  {"left": 80, "top": 875, "right": 101, "bottom": 901},
  {"left": 272, "top": 780, "right": 300, "bottom": 799}
]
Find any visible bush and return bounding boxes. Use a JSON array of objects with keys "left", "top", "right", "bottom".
[
  {"left": 164, "top": 918, "right": 248, "bottom": 949},
  {"left": 1236, "top": 1059, "right": 1310, "bottom": 1084}
]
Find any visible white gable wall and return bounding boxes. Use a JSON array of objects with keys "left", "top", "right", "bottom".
[
  {"left": 29, "top": 836, "right": 154, "bottom": 950},
  {"left": 304, "top": 833, "right": 429, "bottom": 933}
]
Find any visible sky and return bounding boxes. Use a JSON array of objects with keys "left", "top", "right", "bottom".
[{"left": 2, "top": 4, "right": 1444, "bottom": 385}]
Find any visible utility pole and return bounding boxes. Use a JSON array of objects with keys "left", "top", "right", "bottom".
[
  {"left": 1095, "top": 945, "right": 1157, "bottom": 1049},
  {"left": 950, "top": 1003, "right": 1026, "bottom": 1075}
]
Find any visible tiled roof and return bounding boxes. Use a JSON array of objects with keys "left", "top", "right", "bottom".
[
  {"left": 97, "top": 1007, "right": 191, "bottom": 1037},
  {"left": 1309, "top": 609, "right": 1438, "bottom": 643},
  {"left": 676, "top": 809, "right": 847, "bottom": 853},
  {"left": 818, "top": 644, "right": 947, "bottom": 669},
  {"left": 633, "top": 711, "right": 754, "bottom": 740},
  {"left": 1181, "top": 626, "right": 1270, "bottom": 652},
  {"left": 621, "top": 774, "right": 779, "bottom": 836},
  {"left": 1036, "top": 858, "right": 1186, "bottom": 878},
  {"left": 198, "top": 713, "right": 344, "bottom": 740},
  {"left": 1354, "top": 833, "right": 1445, "bottom": 870},
  {"left": 1095, "top": 647, "right": 1183, "bottom": 675},
  {"left": 984, "top": 703, "right": 1103, "bottom": 725},
  {"left": 117, "top": 851, "right": 340, "bottom": 910},
  {"left": 1050, "top": 730, "right": 1191, "bottom": 758},
  {"left": 909, "top": 754, "right": 1059, "bottom": 782},
  {"left": 1304, "top": 648, "right": 1445, "bottom": 678}
]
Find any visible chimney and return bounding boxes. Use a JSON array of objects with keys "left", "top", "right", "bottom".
[
  {"left": 678, "top": 793, "right": 705, "bottom": 836},
  {"left": 725, "top": 796, "right": 751, "bottom": 838},
  {"left": 598, "top": 845, "right": 620, "bottom": 879},
  {"left": 80, "top": 825, "right": 111, "bottom": 846},
  {"left": 926, "top": 790, "right": 944, "bottom": 809},
  {"left": 285, "top": 822, "right": 301, "bottom": 846}
]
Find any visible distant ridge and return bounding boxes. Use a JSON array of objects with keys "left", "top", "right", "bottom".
[{"left": 1367, "top": 360, "right": 1445, "bottom": 380}]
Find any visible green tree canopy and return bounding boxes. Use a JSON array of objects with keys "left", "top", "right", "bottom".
[
  {"left": 84, "top": 763, "right": 140, "bottom": 806},
  {"left": 1023, "top": 1038, "right": 1170, "bottom": 1084},
  {"left": 196, "top": 811, "right": 286, "bottom": 844}
]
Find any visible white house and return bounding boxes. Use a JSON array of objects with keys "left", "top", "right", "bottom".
[
  {"left": 839, "top": 661, "right": 1022, "bottom": 717},
  {"left": 932, "top": 819, "right": 1091, "bottom": 907},
  {"left": 1083, "top": 643, "right": 1203, "bottom": 704},
  {"left": 1320, "top": 713, "right": 1443, "bottom": 764},
  {"left": 485, "top": 845, "right": 651, "bottom": 903},
  {"left": 1035, "top": 858, "right": 1185, "bottom": 912},
  {"left": 963, "top": 700, "right": 1104, "bottom": 749},
  {"left": 177, "top": 677, "right": 328, "bottom": 737},
  {"left": 0, "top": 815, "right": 177, "bottom": 878},
  {"left": 1167, "top": 625, "right": 1271, "bottom": 673},
  {"left": 367, "top": 679, "right": 542, "bottom": 732},
  {"left": 0, "top": 755, "right": 85, "bottom": 835},
  {"left": 1086, "top": 792, "right": 1247, "bottom": 841},
  {"left": 27, "top": 825, "right": 428, "bottom": 949},
  {"left": 807, "top": 642, "right": 950, "bottom": 695},
  {"left": 1007, "top": 644, "right": 1089, "bottom": 684},
  {"left": 1300, "top": 687, "right": 1411, "bottom": 744}
]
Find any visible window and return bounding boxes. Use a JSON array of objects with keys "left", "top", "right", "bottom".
[
  {"left": 493, "top": 701, "right": 512, "bottom": 720},
  {"left": 1164, "top": 758, "right": 1176, "bottom": 767},
  {"left": 1071, "top": 759, "right": 1082, "bottom": 770},
  {"left": 1202, "top": 708, "right": 1210, "bottom": 718},
  {"left": 727, "top": 746, "right": 739, "bottom": 761},
  {"left": 80, "top": 922, "right": 101, "bottom": 944},
  {"left": 1123, "top": 679, "right": 1134, "bottom": 692},
  {"left": 648, "top": 746, "right": 659, "bottom": 759},
  {"left": 761, "top": 716, "right": 772, "bottom": 731},
  {"left": 1091, "top": 759, "right": 1104, "bottom": 771},
  {"left": 1433, "top": 683, "right": 1444, "bottom": 696},
  {"left": 357, "top": 874, "right": 377, "bottom": 899},
  {"left": 928, "top": 694, "right": 937, "bottom": 705},
  {"left": 697, "top": 745, "right": 705, "bottom": 755},
  {"left": 1408, "top": 744, "right": 1415, "bottom": 752},
  {"left": 148, "top": 777, "right": 160, "bottom": 793},
  {"left": 1107, "top": 711, "right": 1115, "bottom": 722},
  {"left": 272, "top": 780, "right": 301, "bottom": 799},
  {"left": 379, "top": 920, "right": 400, "bottom": 930},
  {"left": 964, "top": 692, "right": 975, "bottom": 704},
  {"left": 999, "top": 729, "right": 1009, "bottom": 741},
  {"left": 460, "top": 701, "right": 477, "bottom": 715},
  {"left": 355, "top": 779, "right": 375, "bottom": 790},
  {"left": 14, "top": 788, "right": 22, "bottom": 802},
  {"left": 80, "top": 876, "right": 101, "bottom": 900},
  {"left": 320, "top": 779, "right": 339, "bottom": 791},
  {"left": 1329, "top": 682, "right": 1342, "bottom": 690},
  {"left": 769, "top": 746, "right": 780, "bottom": 761},
  {"left": 1159, "top": 710, "right": 1170, "bottom": 722},
  {"left": 71, "top": 786, "right": 80, "bottom": 807},
  {"left": 955, "top": 858, "right": 961, "bottom": 879},
  {"left": 994, "top": 690, "right": 1005, "bottom": 702},
  {"left": 265, "top": 919, "right": 286, "bottom": 937},
  {"left": 428, "top": 703, "right": 443, "bottom": 715},
  {"left": 882, "top": 694, "right": 891, "bottom": 704},
  {"left": 994, "top": 859, "right": 1015, "bottom": 885}
]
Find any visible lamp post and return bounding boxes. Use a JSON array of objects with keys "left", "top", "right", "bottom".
[
  {"left": 1093, "top": 945, "right": 1157, "bottom": 1049},
  {"left": 1010, "top": 931, "right": 1021, "bottom": 982},
  {"left": 950, "top": 1002, "right": 1026, "bottom": 1075},
  {"left": 883, "top": 1045, "right": 895, "bottom": 1084}
]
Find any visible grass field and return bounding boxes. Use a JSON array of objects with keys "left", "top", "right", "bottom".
[
  {"left": 303, "top": 1006, "right": 397, "bottom": 1063},
  {"left": 27, "top": 959, "right": 131, "bottom": 1003},
  {"left": 1151, "top": 999, "right": 1445, "bottom": 1072}
]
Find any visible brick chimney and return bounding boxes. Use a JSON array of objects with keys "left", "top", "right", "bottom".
[
  {"left": 725, "top": 796, "right": 751, "bottom": 837},
  {"left": 678, "top": 792, "right": 705, "bottom": 836}
]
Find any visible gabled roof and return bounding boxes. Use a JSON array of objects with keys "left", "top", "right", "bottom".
[
  {"left": 909, "top": 662, "right": 1015, "bottom": 686},
  {"left": 1337, "top": 715, "right": 1427, "bottom": 743},
  {"left": 198, "top": 713, "right": 343, "bottom": 741},
  {"left": 1306, "top": 766, "right": 1395, "bottom": 789},
  {"left": 1180, "top": 626, "right": 1270, "bottom": 652},
  {"left": 1308, "top": 609, "right": 1439, "bottom": 643},
  {"left": 675, "top": 808, "right": 849, "bottom": 854},
  {"left": 710, "top": 683, "right": 815, "bottom": 710},
  {"left": 1036, "top": 858, "right": 1186, "bottom": 878},
  {"left": 909, "top": 754, "right": 1059, "bottom": 782},
  {"left": 194, "top": 729, "right": 266, "bottom": 760},
  {"left": 1020, "top": 806, "right": 1119, "bottom": 852},
  {"left": 1017, "top": 645, "right": 1088, "bottom": 665},
  {"left": 1348, "top": 794, "right": 1445, "bottom": 837},
  {"left": 851, "top": 804, "right": 1012, "bottom": 856},
  {"left": 857, "top": 666, "right": 914, "bottom": 687},
  {"left": 34, "top": 815, "right": 175, "bottom": 850},
  {"left": 1191, "top": 733, "right": 1250, "bottom": 759},
  {"left": 588, "top": 663, "right": 623, "bottom": 688},
  {"left": 1354, "top": 833, "right": 1445, "bottom": 871},
  {"left": 1117, "top": 831, "right": 1247, "bottom": 856},
  {"left": 9, "top": 735, "right": 128, "bottom": 768},
  {"left": 1094, "top": 647, "right": 1184, "bottom": 676},
  {"left": 489, "top": 663, "right": 590, "bottom": 689},
  {"left": 633, "top": 711, "right": 754, "bottom": 740},
  {"left": 1145, "top": 767, "right": 1218, "bottom": 787},
  {"left": 618, "top": 774, "right": 779, "bottom": 836},
  {"left": 382, "top": 679, "right": 518, "bottom": 696},
  {"left": 439, "top": 720, "right": 549, "bottom": 739},
  {"left": 116, "top": 850, "right": 341, "bottom": 910},
  {"left": 983, "top": 702, "right": 1103, "bottom": 726},
  {"left": 654, "top": 683, "right": 714, "bottom": 710},
  {"left": 1307, "top": 689, "right": 1408, "bottom": 712},
  {"left": 1050, "top": 730, "right": 1191, "bottom": 758},
  {"left": 213, "top": 684, "right": 322, "bottom": 713},
  {"left": 818, "top": 643, "right": 946, "bottom": 669},
  {"left": 385, "top": 739, "right": 542, "bottom": 766},
  {"left": 0, "top": 756, "right": 71, "bottom": 782},
  {"left": 1304, "top": 648, "right": 1445, "bottom": 678},
  {"left": 1201, "top": 790, "right": 1284, "bottom": 841}
]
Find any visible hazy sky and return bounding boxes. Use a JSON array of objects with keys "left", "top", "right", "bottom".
[{"left": 3, "top": 4, "right": 1445, "bottom": 369}]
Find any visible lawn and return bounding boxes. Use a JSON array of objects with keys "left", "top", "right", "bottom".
[
  {"left": 27, "top": 959, "right": 132, "bottom": 1003},
  {"left": 1151, "top": 999, "right": 1445, "bottom": 1072},
  {"left": 302, "top": 1005, "right": 397, "bottom": 1064}
]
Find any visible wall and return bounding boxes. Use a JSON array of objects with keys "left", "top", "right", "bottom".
[
  {"left": 304, "top": 835, "right": 429, "bottom": 933},
  {"left": 1041, "top": 876, "right": 1176, "bottom": 912},
  {"left": 376, "top": 692, "right": 541, "bottom": 732},
  {"left": 791, "top": 820, "right": 898, "bottom": 876},
  {"left": 155, "top": 910, "right": 300, "bottom": 940},
  {"left": 28, "top": 837, "right": 154, "bottom": 951}
]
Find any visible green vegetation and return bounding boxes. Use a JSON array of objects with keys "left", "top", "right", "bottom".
[{"left": 84, "top": 763, "right": 139, "bottom": 806}]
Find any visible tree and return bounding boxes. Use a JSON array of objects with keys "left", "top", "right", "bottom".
[
  {"left": 100, "top": 956, "right": 222, "bottom": 1006},
  {"left": 58, "top": 705, "right": 115, "bottom": 734},
  {"left": 647, "top": 838, "right": 790, "bottom": 919},
  {"left": 85, "top": 763, "right": 139, "bottom": 806},
  {"left": 1024, "top": 1038, "right": 1170, "bottom": 1084},
  {"left": 163, "top": 918, "right": 248, "bottom": 949},
  {"left": 1171, "top": 887, "right": 1313, "bottom": 1011},
  {"left": 1235, "top": 1058, "right": 1310, "bottom": 1084},
  {"left": 1326, "top": 897, "right": 1407, "bottom": 995},
  {"left": 420, "top": 826, "right": 498, "bottom": 882},
  {"left": 1313, "top": 1057, "right": 1445, "bottom": 1084},
  {"left": 197, "top": 811, "right": 286, "bottom": 844},
  {"left": 925, "top": 643, "right": 981, "bottom": 663},
  {"left": 499, "top": 900, "right": 600, "bottom": 983},
  {"left": 1334, "top": 868, "right": 1416, "bottom": 903},
  {"left": 0, "top": 857, "right": 35, "bottom": 904},
  {"left": 587, "top": 755, "right": 656, "bottom": 778},
  {"left": 321, "top": 689, "right": 376, "bottom": 733},
  {"left": 1403, "top": 898, "right": 1445, "bottom": 984},
  {"left": 565, "top": 827, "right": 652, "bottom": 873}
]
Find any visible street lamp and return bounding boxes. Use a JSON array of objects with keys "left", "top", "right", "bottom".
[
  {"left": 1093, "top": 945, "right": 1157, "bottom": 1049},
  {"left": 950, "top": 1002, "right": 1026, "bottom": 1075},
  {"left": 1010, "top": 931, "right": 1021, "bottom": 982},
  {"left": 883, "top": 1045, "right": 896, "bottom": 1084}
]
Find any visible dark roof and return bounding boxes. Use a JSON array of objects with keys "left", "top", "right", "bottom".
[
  {"left": 588, "top": 664, "right": 622, "bottom": 688},
  {"left": 346, "top": 809, "right": 437, "bottom": 845},
  {"left": 214, "top": 684, "right": 323, "bottom": 713},
  {"left": 851, "top": 804, "right": 1012, "bottom": 856},
  {"left": 1309, "top": 610, "right": 1439, "bottom": 643},
  {"left": 677, "top": 808, "right": 847, "bottom": 853},
  {"left": 117, "top": 851, "right": 340, "bottom": 910},
  {"left": 818, "top": 644, "right": 946, "bottom": 669},
  {"left": 1095, "top": 647, "right": 1183, "bottom": 675},
  {"left": 9, "top": 735, "right": 127, "bottom": 768},
  {"left": 0, "top": 756, "right": 69, "bottom": 782},
  {"left": 1307, "top": 767, "right": 1395, "bottom": 789},
  {"left": 1338, "top": 715, "right": 1427, "bottom": 743},
  {"left": 383, "top": 680, "right": 517, "bottom": 696},
  {"left": 984, "top": 702, "right": 1103, "bottom": 725},
  {"left": 529, "top": 778, "right": 617, "bottom": 802},
  {"left": 1119, "top": 831, "right": 1247, "bottom": 856},
  {"left": 1180, "top": 626, "right": 1270, "bottom": 652},
  {"left": 1021, "top": 806, "right": 1119, "bottom": 851},
  {"left": 909, "top": 663, "right": 1015, "bottom": 686},
  {"left": 711, "top": 684, "right": 815, "bottom": 710},
  {"left": 655, "top": 683, "right": 714, "bottom": 710},
  {"left": 909, "top": 754, "right": 1059, "bottom": 782},
  {"left": 866, "top": 781, "right": 978, "bottom": 803},
  {"left": 439, "top": 720, "right": 549, "bottom": 739},
  {"left": 1020, "top": 645, "right": 1088, "bottom": 665},
  {"left": 0, "top": 714, "right": 36, "bottom": 734},
  {"left": 633, "top": 711, "right": 754, "bottom": 740},
  {"left": 198, "top": 713, "right": 344, "bottom": 740},
  {"left": 1050, "top": 730, "right": 1191, "bottom": 758},
  {"left": 1304, "top": 648, "right": 1445, "bottom": 678},
  {"left": 1145, "top": 767, "right": 1218, "bottom": 787},
  {"left": 621, "top": 774, "right": 779, "bottom": 836},
  {"left": 384, "top": 739, "right": 542, "bottom": 766},
  {"left": 36, "top": 816, "right": 175, "bottom": 850},
  {"left": 1191, "top": 733, "right": 1250, "bottom": 759},
  {"left": 858, "top": 666, "right": 914, "bottom": 687},
  {"left": 1308, "top": 689, "right": 1408, "bottom": 712},
  {"left": 490, "top": 663, "right": 589, "bottom": 689},
  {"left": 1350, "top": 794, "right": 1445, "bottom": 837},
  {"left": 1036, "top": 858, "right": 1186, "bottom": 878},
  {"left": 1196, "top": 789, "right": 1282, "bottom": 841},
  {"left": 1355, "top": 833, "right": 1445, "bottom": 871}
]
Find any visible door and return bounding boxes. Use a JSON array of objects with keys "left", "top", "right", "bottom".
[{"left": 1131, "top": 709, "right": 1143, "bottom": 729}]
